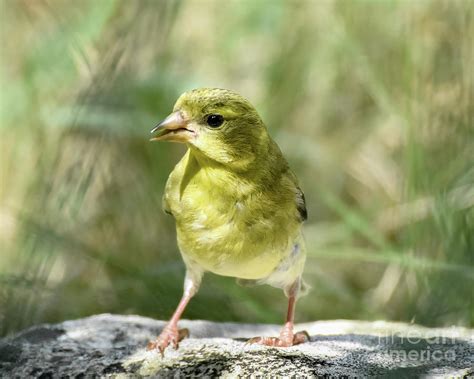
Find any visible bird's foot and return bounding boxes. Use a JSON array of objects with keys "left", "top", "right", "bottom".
[
  {"left": 247, "top": 330, "right": 309, "bottom": 347},
  {"left": 147, "top": 325, "right": 189, "bottom": 356}
]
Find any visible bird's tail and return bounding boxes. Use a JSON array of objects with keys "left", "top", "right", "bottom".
[{"left": 298, "top": 278, "right": 311, "bottom": 298}]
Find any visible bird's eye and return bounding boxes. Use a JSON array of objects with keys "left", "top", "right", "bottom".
[{"left": 206, "top": 114, "right": 224, "bottom": 128}]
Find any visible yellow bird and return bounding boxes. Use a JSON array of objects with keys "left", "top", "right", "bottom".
[{"left": 147, "top": 88, "right": 308, "bottom": 354}]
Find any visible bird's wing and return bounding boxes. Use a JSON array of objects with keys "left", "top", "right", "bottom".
[
  {"left": 296, "top": 187, "right": 307, "bottom": 222},
  {"left": 162, "top": 195, "right": 172, "bottom": 216},
  {"left": 285, "top": 167, "right": 307, "bottom": 223},
  {"left": 161, "top": 149, "right": 193, "bottom": 217},
  {"left": 162, "top": 169, "right": 177, "bottom": 216}
]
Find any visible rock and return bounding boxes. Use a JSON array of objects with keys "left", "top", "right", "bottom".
[{"left": 0, "top": 314, "right": 472, "bottom": 377}]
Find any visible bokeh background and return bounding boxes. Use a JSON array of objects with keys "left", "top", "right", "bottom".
[{"left": 1, "top": 0, "right": 473, "bottom": 337}]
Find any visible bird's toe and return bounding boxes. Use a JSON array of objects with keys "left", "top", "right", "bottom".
[
  {"left": 293, "top": 330, "right": 310, "bottom": 345},
  {"left": 246, "top": 330, "right": 309, "bottom": 347},
  {"left": 246, "top": 336, "right": 291, "bottom": 347},
  {"left": 147, "top": 326, "right": 189, "bottom": 355}
]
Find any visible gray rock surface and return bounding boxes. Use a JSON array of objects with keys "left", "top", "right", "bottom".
[{"left": 0, "top": 314, "right": 472, "bottom": 378}]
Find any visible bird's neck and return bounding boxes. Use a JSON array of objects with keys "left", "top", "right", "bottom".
[
  {"left": 187, "top": 145, "right": 257, "bottom": 174},
  {"left": 185, "top": 140, "right": 284, "bottom": 191}
]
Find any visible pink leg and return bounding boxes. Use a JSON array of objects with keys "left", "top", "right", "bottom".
[
  {"left": 248, "top": 278, "right": 309, "bottom": 347},
  {"left": 147, "top": 268, "right": 202, "bottom": 355}
]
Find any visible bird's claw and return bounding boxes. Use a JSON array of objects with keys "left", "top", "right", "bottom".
[
  {"left": 147, "top": 326, "right": 189, "bottom": 356},
  {"left": 247, "top": 330, "right": 309, "bottom": 347}
]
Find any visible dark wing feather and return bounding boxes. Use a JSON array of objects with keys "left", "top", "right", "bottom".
[
  {"left": 162, "top": 195, "right": 173, "bottom": 216},
  {"left": 296, "top": 187, "right": 307, "bottom": 222}
]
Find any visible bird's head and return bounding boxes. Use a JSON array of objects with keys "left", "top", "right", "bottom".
[{"left": 151, "top": 88, "right": 269, "bottom": 170}]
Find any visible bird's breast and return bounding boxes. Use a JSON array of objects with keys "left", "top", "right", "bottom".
[
  {"left": 164, "top": 157, "right": 302, "bottom": 280},
  {"left": 171, "top": 189, "right": 297, "bottom": 279}
]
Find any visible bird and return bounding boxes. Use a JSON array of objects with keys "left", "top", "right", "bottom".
[{"left": 147, "top": 88, "right": 309, "bottom": 355}]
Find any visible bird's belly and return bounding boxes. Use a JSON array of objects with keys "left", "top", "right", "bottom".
[
  {"left": 193, "top": 245, "right": 282, "bottom": 279},
  {"left": 176, "top": 215, "right": 290, "bottom": 280},
  {"left": 169, "top": 176, "right": 301, "bottom": 280}
]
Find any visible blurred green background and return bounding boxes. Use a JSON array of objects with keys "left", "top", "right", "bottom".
[{"left": 1, "top": 0, "right": 473, "bottom": 337}]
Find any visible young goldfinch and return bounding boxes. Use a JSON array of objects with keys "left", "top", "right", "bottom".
[{"left": 147, "top": 88, "right": 308, "bottom": 354}]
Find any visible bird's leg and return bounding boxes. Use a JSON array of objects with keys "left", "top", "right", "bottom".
[
  {"left": 147, "top": 268, "right": 202, "bottom": 355},
  {"left": 248, "top": 278, "right": 309, "bottom": 347}
]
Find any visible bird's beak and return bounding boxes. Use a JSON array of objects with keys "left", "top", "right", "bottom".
[{"left": 150, "top": 111, "right": 195, "bottom": 143}]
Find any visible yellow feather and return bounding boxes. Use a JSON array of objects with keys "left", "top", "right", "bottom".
[{"left": 158, "top": 88, "right": 306, "bottom": 288}]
